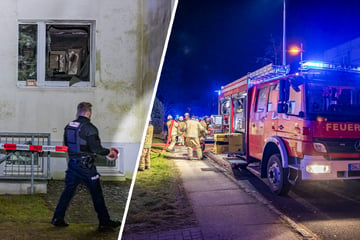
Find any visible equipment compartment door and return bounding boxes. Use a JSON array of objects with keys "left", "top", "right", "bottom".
[{"left": 249, "top": 86, "right": 268, "bottom": 160}]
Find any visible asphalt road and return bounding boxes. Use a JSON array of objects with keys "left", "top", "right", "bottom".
[{"left": 232, "top": 166, "right": 360, "bottom": 240}]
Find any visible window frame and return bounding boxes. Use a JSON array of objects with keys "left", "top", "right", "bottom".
[
  {"left": 255, "top": 87, "right": 268, "bottom": 113},
  {"left": 287, "top": 82, "right": 304, "bottom": 116},
  {"left": 267, "top": 84, "right": 279, "bottom": 112},
  {"left": 17, "top": 20, "right": 96, "bottom": 88},
  {"left": 233, "top": 95, "right": 246, "bottom": 132}
]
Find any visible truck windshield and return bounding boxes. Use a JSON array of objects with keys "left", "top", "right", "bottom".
[{"left": 306, "top": 72, "right": 360, "bottom": 121}]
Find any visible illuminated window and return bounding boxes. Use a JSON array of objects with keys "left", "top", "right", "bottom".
[{"left": 18, "top": 21, "right": 95, "bottom": 87}]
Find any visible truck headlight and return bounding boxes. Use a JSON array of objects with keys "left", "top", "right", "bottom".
[
  {"left": 313, "top": 143, "right": 327, "bottom": 153},
  {"left": 306, "top": 164, "right": 330, "bottom": 174}
]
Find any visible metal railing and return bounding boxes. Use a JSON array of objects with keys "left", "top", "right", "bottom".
[{"left": 0, "top": 133, "right": 51, "bottom": 193}]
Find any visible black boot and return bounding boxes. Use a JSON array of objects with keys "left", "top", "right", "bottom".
[
  {"left": 51, "top": 218, "right": 69, "bottom": 227},
  {"left": 98, "top": 219, "right": 121, "bottom": 232}
]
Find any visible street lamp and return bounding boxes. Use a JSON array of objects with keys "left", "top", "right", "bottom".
[
  {"left": 282, "top": 0, "right": 286, "bottom": 66},
  {"left": 289, "top": 43, "right": 304, "bottom": 62}
]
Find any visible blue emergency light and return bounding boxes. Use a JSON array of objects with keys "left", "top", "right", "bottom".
[
  {"left": 301, "top": 61, "right": 329, "bottom": 69},
  {"left": 300, "top": 60, "right": 360, "bottom": 72}
]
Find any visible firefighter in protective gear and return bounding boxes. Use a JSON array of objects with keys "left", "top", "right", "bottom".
[
  {"left": 184, "top": 112, "right": 190, "bottom": 121},
  {"left": 199, "top": 117, "right": 208, "bottom": 131},
  {"left": 177, "top": 116, "right": 186, "bottom": 146},
  {"left": 51, "top": 102, "right": 121, "bottom": 232},
  {"left": 166, "top": 115, "right": 179, "bottom": 152},
  {"left": 206, "top": 116, "right": 212, "bottom": 126},
  {"left": 184, "top": 116, "right": 208, "bottom": 160},
  {"left": 139, "top": 120, "right": 153, "bottom": 171},
  {"left": 199, "top": 117, "right": 208, "bottom": 152}
]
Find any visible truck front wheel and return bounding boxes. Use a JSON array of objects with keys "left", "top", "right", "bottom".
[{"left": 267, "top": 153, "right": 291, "bottom": 195}]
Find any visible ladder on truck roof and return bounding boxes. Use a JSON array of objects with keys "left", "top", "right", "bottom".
[
  {"left": 220, "top": 63, "right": 290, "bottom": 96},
  {"left": 248, "top": 63, "right": 289, "bottom": 85}
]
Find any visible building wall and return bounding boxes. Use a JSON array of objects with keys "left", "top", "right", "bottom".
[
  {"left": 324, "top": 37, "right": 360, "bottom": 65},
  {"left": 0, "top": 0, "right": 175, "bottom": 179}
]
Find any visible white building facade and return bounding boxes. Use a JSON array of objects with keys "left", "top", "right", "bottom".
[{"left": 0, "top": 0, "right": 176, "bottom": 183}]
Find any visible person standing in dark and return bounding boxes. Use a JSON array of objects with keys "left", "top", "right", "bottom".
[{"left": 51, "top": 102, "right": 121, "bottom": 232}]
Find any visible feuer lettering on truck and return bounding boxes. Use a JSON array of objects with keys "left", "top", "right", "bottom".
[{"left": 326, "top": 123, "right": 360, "bottom": 132}]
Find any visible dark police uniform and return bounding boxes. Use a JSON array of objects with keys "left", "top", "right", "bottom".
[{"left": 52, "top": 116, "right": 112, "bottom": 226}]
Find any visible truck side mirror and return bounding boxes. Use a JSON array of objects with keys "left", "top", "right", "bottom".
[{"left": 279, "top": 79, "right": 290, "bottom": 102}]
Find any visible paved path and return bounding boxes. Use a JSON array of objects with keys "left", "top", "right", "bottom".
[
  {"left": 121, "top": 227, "right": 203, "bottom": 240},
  {"left": 122, "top": 146, "right": 316, "bottom": 240}
]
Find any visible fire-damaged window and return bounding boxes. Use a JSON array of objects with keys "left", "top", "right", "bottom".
[
  {"left": 46, "top": 25, "right": 90, "bottom": 83},
  {"left": 18, "top": 21, "right": 95, "bottom": 87}
]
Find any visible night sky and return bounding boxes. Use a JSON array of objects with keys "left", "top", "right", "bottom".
[{"left": 156, "top": 0, "right": 360, "bottom": 118}]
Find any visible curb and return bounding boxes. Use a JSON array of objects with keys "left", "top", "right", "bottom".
[{"left": 203, "top": 151, "right": 320, "bottom": 240}]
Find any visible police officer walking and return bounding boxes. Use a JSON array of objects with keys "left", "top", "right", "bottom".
[{"left": 51, "top": 102, "right": 121, "bottom": 232}]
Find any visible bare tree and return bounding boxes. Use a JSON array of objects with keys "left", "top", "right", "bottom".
[{"left": 257, "top": 34, "right": 282, "bottom": 65}]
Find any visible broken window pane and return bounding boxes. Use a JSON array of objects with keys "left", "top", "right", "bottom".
[
  {"left": 18, "top": 24, "right": 37, "bottom": 81},
  {"left": 46, "top": 24, "right": 90, "bottom": 83}
]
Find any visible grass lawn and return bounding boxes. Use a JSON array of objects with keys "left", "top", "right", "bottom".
[
  {"left": 123, "top": 138, "right": 197, "bottom": 235},
  {"left": 0, "top": 179, "right": 131, "bottom": 240}
]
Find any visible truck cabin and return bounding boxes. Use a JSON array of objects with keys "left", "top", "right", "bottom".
[{"left": 278, "top": 64, "right": 360, "bottom": 122}]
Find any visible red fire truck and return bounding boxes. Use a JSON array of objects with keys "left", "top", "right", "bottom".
[{"left": 214, "top": 61, "right": 360, "bottom": 195}]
